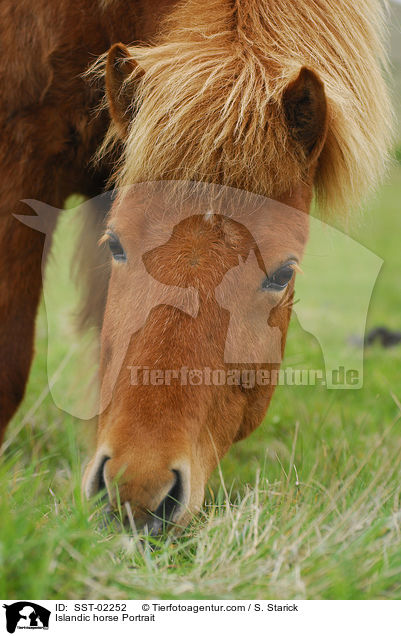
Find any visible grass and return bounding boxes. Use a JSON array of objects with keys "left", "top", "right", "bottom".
[{"left": 1, "top": 166, "right": 401, "bottom": 600}]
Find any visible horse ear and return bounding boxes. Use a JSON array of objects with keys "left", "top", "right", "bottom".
[
  {"left": 105, "top": 42, "right": 144, "bottom": 138},
  {"left": 283, "top": 67, "right": 328, "bottom": 164}
]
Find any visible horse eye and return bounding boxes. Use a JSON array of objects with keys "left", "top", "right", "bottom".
[
  {"left": 106, "top": 232, "right": 127, "bottom": 263},
  {"left": 262, "top": 262, "right": 295, "bottom": 291}
]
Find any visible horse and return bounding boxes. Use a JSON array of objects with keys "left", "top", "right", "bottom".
[{"left": 0, "top": 0, "right": 392, "bottom": 531}]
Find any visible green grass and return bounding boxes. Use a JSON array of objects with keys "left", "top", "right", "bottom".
[{"left": 1, "top": 167, "right": 401, "bottom": 600}]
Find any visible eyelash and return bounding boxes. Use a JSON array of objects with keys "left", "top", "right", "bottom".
[
  {"left": 261, "top": 262, "right": 296, "bottom": 291},
  {"left": 105, "top": 231, "right": 127, "bottom": 262}
]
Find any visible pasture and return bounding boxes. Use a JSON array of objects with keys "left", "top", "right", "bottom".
[{"left": 1, "top": 162, "right": 400, "bottom": 600}]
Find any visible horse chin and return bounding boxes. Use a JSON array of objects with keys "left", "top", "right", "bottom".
[{"left": 92, "top": 490, "right": 200, "bottom": 537}]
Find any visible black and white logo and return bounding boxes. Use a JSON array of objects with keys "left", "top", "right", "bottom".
[{"left": 2, "top": 602, "right": 50, "bottom": 634}]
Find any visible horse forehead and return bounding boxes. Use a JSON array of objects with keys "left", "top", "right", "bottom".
[{"left": 111, "top": 193, "right": 308, "bottom": 262}]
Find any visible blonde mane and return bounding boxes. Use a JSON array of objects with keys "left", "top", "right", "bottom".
[{"left": 97, "top": 0, "right": 393, "bottom": 216}]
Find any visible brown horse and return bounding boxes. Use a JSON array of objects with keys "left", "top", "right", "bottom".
[{"left": 0, "top": 0, "right": 392, "bottom": 531}]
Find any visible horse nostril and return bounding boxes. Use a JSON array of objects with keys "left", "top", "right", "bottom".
[
  {"left": 97, "top": 456, "right": 110, "bottom": 493},
  {"left": 153, "top": 469, "right": 183, "bottom": 526},
  {"left": 83, "top": 452, "right": 112, "bottom": 500},
  {"left": 89, "top": 455, "right": 110, "bottom": 497}
]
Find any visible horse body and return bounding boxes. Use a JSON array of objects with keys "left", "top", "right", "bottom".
[
  {"left": 0, "top": 0, "right": 175, "bottom": 440},
  {"left": 0, "top": 0, "right": 392, "bottom": 530}
]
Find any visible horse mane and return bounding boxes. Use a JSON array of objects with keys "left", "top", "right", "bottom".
[{"left": 94, "top": 0, "right": 393, "bottom": 216}]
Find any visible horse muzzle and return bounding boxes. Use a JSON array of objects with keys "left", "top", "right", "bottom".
[{"left": 83, "top": 447, "right": 193, "bottom": 533}]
